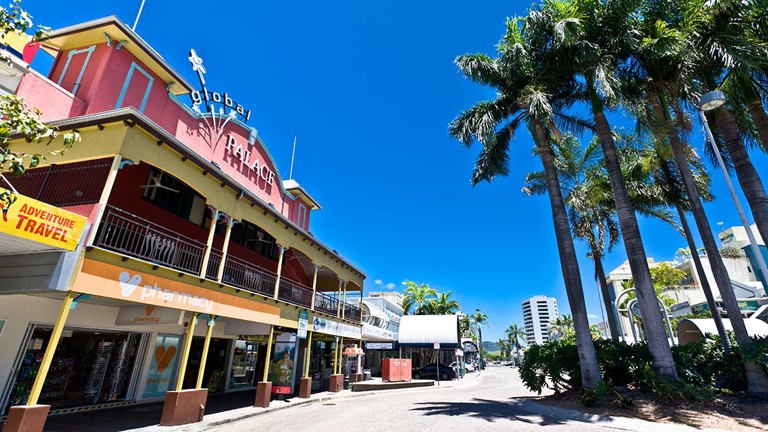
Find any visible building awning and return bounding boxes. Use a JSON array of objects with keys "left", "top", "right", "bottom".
[
  {"left": 461, "top": 338, "right": 479, "bottom": 353},
  {"left": 677, "top": 318, "right": 768, "bottom": 345},
  {"left": 398, "top": 315, "right": 460, "bottom": 348}
]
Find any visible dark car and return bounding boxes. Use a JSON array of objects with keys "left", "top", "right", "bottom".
[{"left": 412, "top": 363, "right": 457, "bottom": 380}]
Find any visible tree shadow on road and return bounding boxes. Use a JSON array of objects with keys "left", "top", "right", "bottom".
[{"left": 411, "top": 397, "right": 576, "bottom": 425}]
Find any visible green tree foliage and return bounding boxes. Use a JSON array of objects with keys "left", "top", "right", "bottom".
[{"left": 0, "top": 0, "right": 79, "bottom": 175}]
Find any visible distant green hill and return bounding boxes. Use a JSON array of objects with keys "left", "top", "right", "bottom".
[{"left": 482, "top": 341, "right": 500, "bottom": 352}]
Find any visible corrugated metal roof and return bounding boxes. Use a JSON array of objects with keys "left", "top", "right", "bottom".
[{"left": 398, "top": 315, "right": 460, "bottom": 348}]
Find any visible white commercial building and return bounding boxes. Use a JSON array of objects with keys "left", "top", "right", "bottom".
[{"left": 522, "top": 296, "right": 558, "bottom": 345}]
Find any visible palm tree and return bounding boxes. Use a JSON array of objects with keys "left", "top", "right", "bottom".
[
  {"left": 428, "top": 291, "right": 460, "bottom": 314},
  {"left": 472, "top": 309, "right": 489, "bottom": 369},
  {"left": 524, "top": 134, "right": 678, "bottom": 342},
  {"left": 526, "top": 0, "right": 678, "bottom": 380},
  {"left": 549, "top": 314, "right": 575, "bottom": 342},
  {"left": 459, "top": 314, "right": 477, "bottom": 341},
  {"left": 688, "top": 0, "right": 768, "bottom": 248},
  {"left": 401, "top": 281, "right": 437, "bottom": 315},
  {"left": 629, "top": 0, "right": 768, "bottom": 392},
  {"left": 497, "top": 339, "right": 510, "bottom": 360},
  {"left": 450, "top": 16, "right": 602, "bottom": 388},
  {"left": 506, "top": 323, "right": 526, "bottom": 356}
]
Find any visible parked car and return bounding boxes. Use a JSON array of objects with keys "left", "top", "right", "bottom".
[
  {"left": 465, "top": 363, "right": 476, "bottom": 372},
  {"left": 412, "top": 363, "right": 458, "bottom": 380}
]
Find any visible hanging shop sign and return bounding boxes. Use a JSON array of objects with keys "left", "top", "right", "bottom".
[
  {"left": 297, "top": 310, "right": 309, "bottom": 339},
  {"left": 115, "top": 305, "right": 184, "bottom": 326},
  {"left": 0, "top": 186, "right": 87, "bottom": 251},
  {"left": 364, "top": 342, "right": 394, "bottom": 350},
  {"left": 312, "top": 316, "right": 361, "bottom": 339},
  {"left": 73, "top": 259, "right": 280, "bottom": 323}
]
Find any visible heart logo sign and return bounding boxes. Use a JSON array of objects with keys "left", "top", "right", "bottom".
[
  {"left": 154, "top": 344, "right": 177, "bottom": 373},
  {"left": 119, "top": 271, "right": 142, "bottom": 297}
]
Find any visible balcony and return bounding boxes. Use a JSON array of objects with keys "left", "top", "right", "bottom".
[{"left": 95, "top": 205, "right": 362, "bottom": 322}]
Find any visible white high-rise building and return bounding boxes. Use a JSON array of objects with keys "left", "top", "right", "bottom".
[{"left": 522, "top": 296, "right": 559, "bottom": 345}]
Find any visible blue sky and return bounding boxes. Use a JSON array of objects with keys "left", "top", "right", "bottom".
[{"left": 26, "top": 0, "right": 768, "bottom": 342}]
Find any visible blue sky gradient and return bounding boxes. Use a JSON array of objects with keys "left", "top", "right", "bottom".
[{"left": 26, "top": 0, "right": 768, "bottom": 342}]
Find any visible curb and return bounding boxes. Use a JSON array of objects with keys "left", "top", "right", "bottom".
[{"left": 516, "top": 399, "right": 731, "bottom": 432}]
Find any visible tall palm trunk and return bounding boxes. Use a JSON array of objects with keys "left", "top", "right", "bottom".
[
  {"left": 661, "top": 98, "right": 768, "bottom": 393},
  {"left": 674, "top": 204, "right": 731, "bottom": 353},
  {"left": 587, "top": 84, "right": 678, "bottom": 380},
  {"left": 593, "top": 250, "right": 621, "bottom": 341},
  {"left": 534, "top": 122, "right": 601, "bottom": 388},
  {"left": 746, "top": 100, "right": 768, "bottom": 151},
  {"left": 712, "top": 105, "right": 768, "bottom": 248}
]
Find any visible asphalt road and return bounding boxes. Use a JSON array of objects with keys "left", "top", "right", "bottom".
[{"left": 209, "top": 366, "right": 623, "bottom": 432}]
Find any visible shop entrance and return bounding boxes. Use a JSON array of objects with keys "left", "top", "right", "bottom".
[
  {"left": 229, "top": 339, "right": 259, "bottom": 389},
  {"left": 182, "top": 337, "right": 229, "bottom": 392},
  {"left": 4, "top": 326, "right": 144, "bottom": 413}
]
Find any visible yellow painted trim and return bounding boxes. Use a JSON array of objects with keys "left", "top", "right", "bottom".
[
  {"left": 303, "top": 331, "right": 313, "bottom": 378},
  {"left": 196, "top": 316, "right": 216, "bottom": 389},
  {"left": 262, "top": 325, "right": 275, "bottom": 382},
  {"left": 176, "top": 313, "right": 199, "bottom": 391}
]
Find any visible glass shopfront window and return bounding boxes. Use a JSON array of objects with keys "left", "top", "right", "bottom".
[
  {"left": 229, "top": 339, "right": 258, "bottom": 389},
  {"left": 6, "top": 327, "right": 143, "bottom": 412}
]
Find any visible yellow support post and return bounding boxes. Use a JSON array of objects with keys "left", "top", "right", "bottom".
[
  {"left": 262, "top": 325, "right": 275, "bottom": 381},
  {"left": 199, "top": 209, "right": 219, "bottom": 278},
  {"left": 332, "top": 337, "right": 339, "bottom": 375},
  {"left": 27, "top": 292, "right": 76, "bottom": 405},
  {"left": 175, "top": 313, "right": 199, "bottom": 391},
  {"left": 341, "top": 282, "right": 347, "bottom": 319},
  {"left": 303, "top": 331, "right": 313, "bottom": 378},
  {"left": 309, "top": 265, "right": 319, "bottom": 311},
  {"left": 335, "top": 280, "right": 343, "bottom": 317},
  {"left": 337, "top": 337, "right": 345, "bottom": 375},
  {"left": 195, "top": 316, "right": 216, "bottom": 389},
  {"left": 216, "top": 219, "right": 236, "bottom": 282},
  {"left": 273, "top": 246, "right": 286, "bottom": 299}
]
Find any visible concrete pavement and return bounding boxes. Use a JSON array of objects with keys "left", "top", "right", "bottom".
[{"left": 119, "top": 367, "right": 730, "bottom": 432}]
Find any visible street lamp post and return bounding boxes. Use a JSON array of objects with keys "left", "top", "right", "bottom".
[{"left": 696, "top": 91, "right": 768, "bottom": 295}]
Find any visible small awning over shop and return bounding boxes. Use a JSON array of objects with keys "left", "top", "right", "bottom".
[
  {"left": 398, "top": 314, "right": 460, "bottom": 349},
  {"left": 461, "top": 338, "right": 479, "bottom": 353},
  {"left": 678, "top": 318, "right": 768, "bottom": 345}
]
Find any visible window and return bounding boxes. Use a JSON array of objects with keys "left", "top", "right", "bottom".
[
  {"left": 298, "top": 203, "right": 307, "bottom": 230},
  {"left": 143, "top": 168, "right": 206, "bottom": 224},
  {"left": 230, "top": 220, "right": 278, "bottom": 261}
]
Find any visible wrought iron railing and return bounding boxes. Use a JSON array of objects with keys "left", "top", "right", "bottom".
[
  {"left": 96, "top": 206, "right": 348, "bottom": 314},
  {"left": 314, "top": 291, "right": 339, "bottom": 316},
  {"left": 278, "top": 277, "right": 313, "bottom": 308},
  {"left": 96, "top": 206, "right": 205, "bottom": 274}
]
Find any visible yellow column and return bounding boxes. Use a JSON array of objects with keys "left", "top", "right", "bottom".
[
  {"left": 341, "top": 282, "right": 347, "bottom": 319},
  {"left": 333, "top": 337, "right": 340, "bottom": 375},
  {"left": 335, "top": 280, "right": 343, "bottom": 318},
  {"left": 176, "top": 313, "right": 199, "bottom": 391},
  {"left": 216, "top": 219, "right": 236, "bottom": 282},
  {"left": 195, "top": 316, "right": 217, "bottom": 389},
  {"left": 310, "top": 265, "right": 319, "bottom": 311},
  {"left": 273, "top": 246, "right": 287, "bottom": 299},
  {"left": 199, "top": 209, "right": 219, "bottom": 278},
  {"left": 27, "top": 292, "right": 76, "bottom": 405},
  {"left": 337, "top": 337, "right": 345, "bottom": 375},
  {"left": 303, "top": 331, "right": 313, "bottom": 378},
  {"left": 86, "top": 154, "right": 122, "bottom": 246},
  {"left": 262, "top": 325, "right": 275, "bottom": 382}
]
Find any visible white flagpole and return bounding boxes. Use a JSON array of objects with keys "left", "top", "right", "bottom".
[
  {"left": 132, "top": 0, "right": 146, "bottom": 31},
  {"left": 288, "top": 136, "right": 297, "bottom": 180}
]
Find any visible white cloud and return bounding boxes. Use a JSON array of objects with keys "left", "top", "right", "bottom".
[
  {"left": 384, "top": 282, "right": 396, "bottom": 290},
  {"left": 374, "top": 279, "right": 383, "bottom": 285},
  {"left": 588, "top": 314, "right": 598, "bottom": 319}
]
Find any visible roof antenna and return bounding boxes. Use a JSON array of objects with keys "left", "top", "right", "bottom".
[
  {"left": 288, "top": 136, "right": 297, "bottom": 180},
  {"left": 132, "top": 0, "right": 146, "bottom": 31}
]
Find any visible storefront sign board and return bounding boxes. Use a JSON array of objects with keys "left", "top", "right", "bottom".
[
  {"left": 312, "top": 316, "right": 361, "bottom": 339},
  {"left": 0, "top": 186, "right": 87, "bottom": 251},
  {"left": 297, "top": 310, "right": 308, "bottom": 339},
  {"left": 364, "top": 342, "right": 393, "bottom": 350},
  {"left": 74, "top": 259, "right": 280, "bottom": 324},
  {"left": 115, "top": 305, "right": 184, "bottom": 326}
]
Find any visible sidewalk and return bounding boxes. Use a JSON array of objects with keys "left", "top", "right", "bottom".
[{"left": 515, "top": 399, "right": 732, "bottom": 432}]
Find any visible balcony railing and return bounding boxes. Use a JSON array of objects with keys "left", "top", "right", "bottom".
[
  {"left": 314, "top": 291, "right": 339, "bottom": 316},
  {"left": 96, "top": 205, "right": 359, "bottom": 319},
  {"left": 278, "top": 277, "right": 314, "bottom": 308},
  {"left": 96, "top": 206, "right": 205, "bottom": 274}
]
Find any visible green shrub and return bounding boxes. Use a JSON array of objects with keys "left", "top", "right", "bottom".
[
  {"left": 594, "top": 339, "right": 651, "bottom": 386},
  {"left": 518, "top": 340, "right": 580, "bottom": 394}
]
